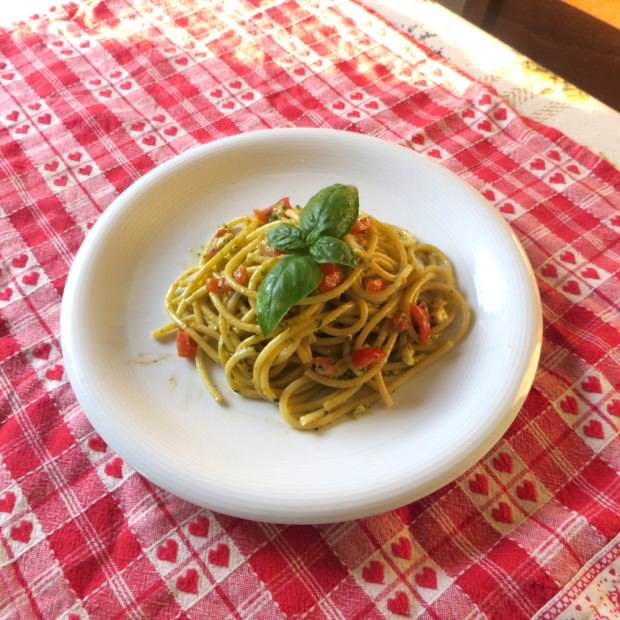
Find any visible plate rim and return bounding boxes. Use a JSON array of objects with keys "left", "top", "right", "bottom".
[{"left": 61, "top": 127, "right": 542, "bottom": 523}]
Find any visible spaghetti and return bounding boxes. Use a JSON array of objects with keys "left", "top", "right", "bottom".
[{"left": 154, "top": 187, "right": 470, "bottom": 430}]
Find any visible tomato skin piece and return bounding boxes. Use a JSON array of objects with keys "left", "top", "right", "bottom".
[
  {"left": 410, "top": 303, "right": 431, "bottom": 344},
  {"left": 254, "top": 197, "right": 291, "bottom": 222},
  {"left": 206, "top": 276, "right": 231, "bottom": 293},
  {"left": 351, "top": 347, "right": 386, "bottom": 369},
  {"left": 313, "top": 357, "right": 338, "bottom": 376},
  {"left": 351, "top": 216, "right": 371, "bottom": 235},
  {"left": 254, "top": 206, "right": 274, "bottom": 223},
  {"left": 364, "top": 278, "right": 386, "bottom": 293},
  {"left": 176, "top": 330, "right": 197, "bottom": 358},
  {"left": 233, "top": 266, "right": 249, "bottom": 285},
  {"left": 391, "top": 310, "right": 410, "bottom": 332},
  {"left": 318, "top": 263, "right": 343, "bottom": 293}
]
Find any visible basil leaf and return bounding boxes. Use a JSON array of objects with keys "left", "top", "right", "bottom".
[
  {"left": 309, "top": 236, "right": 357, "bottom": 267},
  {"left": 257, "top": 256, "right": 322, "bottom": 336},
  {"left": 266, "top": 224, "right": 308, "bottom": 253},
  {"left": 299, "top": 184, "right": 359, "bottom": 239}
]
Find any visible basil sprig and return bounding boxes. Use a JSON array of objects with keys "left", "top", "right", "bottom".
[{"left": 257, "top": 184, "right": 359, "bottom": 335}]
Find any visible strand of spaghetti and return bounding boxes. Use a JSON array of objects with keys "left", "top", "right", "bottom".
[
  {"left": 152, "top": 322, "right": 177, "bottom": 340},
  {"left": 195, "top": 348, "right": 224, "bottom": 403},
  {"left": 354, "top": 295, "right": 400, "bottom": 349},
  {"left": 210, "top": 291, "right": 262, "bottom": 334}
]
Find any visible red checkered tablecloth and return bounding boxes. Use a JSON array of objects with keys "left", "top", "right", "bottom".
[{"left": 1, "top": 1, "right": 619, "bottom": 618}]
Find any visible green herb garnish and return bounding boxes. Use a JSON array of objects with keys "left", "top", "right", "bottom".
[{"left": 257, "top": 184, "right": 359, "bottom": 335}]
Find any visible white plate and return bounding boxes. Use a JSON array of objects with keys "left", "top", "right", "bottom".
[{"left": 61, "top": 128, "right": 541, "bottom": 524}]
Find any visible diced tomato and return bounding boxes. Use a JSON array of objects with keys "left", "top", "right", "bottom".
[
  {"left": 313, "top": 357, "right": 338, "bottom": 377},
  {"left": 351, "top": 347, "right": 386, "bottom": 369},
  {"left": 318, "top": 263, "right": 343, "bottom": 293},
  {"left": 391, "top": 310, "right": 410, "bottom": 332},
  {"left": 410, "top": 303, "right": 431, "bottom": 344},
  {"left": 206, "top": 276, "right": 231, "bottom": 293},
  {"left": 233, "top": 265, "right": 249, "bottom": 285},
  {"left": 364, "top": 278, "right": 386, "bottom": 293},
  {"left": 176, "top": 330, "right": 197, "bottom": 358},
  {"left": 351, "top": 216, "right": 371, "bottom": 235},
  {"left": 215, "top": 226, "right": 229, "bottom": 238},
  {"left": 254, "top": 206, "right": 274, "bottom": 223},
  {"left": 254, "top": 197, "right": 291, "bottom": 222}
]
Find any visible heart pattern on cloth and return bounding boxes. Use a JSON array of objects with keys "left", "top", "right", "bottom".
[
  {"left": 6, "top": 110, "right": 19, "bottom": 122},
  {"left": 478, "top": 93, "right": 491, "bottom": 106},
  {"left": 499, "top": 202, "right": 515, "bottom": 214},
  {"left": 0, "top": 491, "right": 16, "bottom": 513},
  {"left": 415, "top": 566, "right": 437, "bottom": 589},
  {"left": 492, "top": 501, "right": 513, "bottom": 524},
  {"left": 541, "top": 264, "right": 557, "bottom": 278},
  {"left": 583, "top": 419, "right": 604, "bottom": 439},
  {"left": 156, "top": 539, "right": 178, "bottom": 563},
  {"left": 469, "top": 473, "right": 489, "bottom": 495},
  {"left": 391, "top": 537, "right": 412, "bottom": 560},
  {"left": 88, "top": 435, "right": 107, "bottom": 452},
  {"left": 176, "top": 568, "right": 198, "bottom": 594},
  {"left": 482, "top": 189, "right": 496, "bottom": 201},
  {"left": 0, "top": 287, "right": 13, "bottom": 301},
  {"left": 560, "top": 251, "right": 576, "bottom": 264},
  {"left": 516, "top": 480, "right": 537, "bottom": 503},
  {"left": 11, "top": 520, "right": 33, "bottom": 543},
  {"left": 208, "top": 543, "right": 230, "bottom": 567},
  {"left": 68, "top": 151, "right": 82, "bottom": 161},
  {"left": 530, "top": 158, "right": 546, "bottom": 170},
  {"left": 362, "top": 559, "right": 384, "bottom": 584},
  {"left": 607, "top": 400, "right": 620, "bottom": 417},
  {"left": 492, "top": 452, "right": 512, "bottom": 474},
  {"left": 547, "top": 149, "right": 561, "bottom": 161},
  {"left": 188, "top": 516, "right": 209, "bottom": 537},
  {"left": 53, "top": 175, "right": 68, "bottom": 187},
  {"left": 549, "top": 172, "right": 566, "bottom": 184},
  {"left": 387, "top": 591, "right": 410, "bottom": 617},
  {"left": 427, "top": 148, "right": 442, "bottom": 159},
  {"left": 477, "top": 120, "right": 491, "bottom": 132},
  {"left": 562, "top": 280, "right": 581, "bottom": 296},
  {"left": 45, "top": 365, "right": 63, "bottom": 381},
  {"left": 581, "top": 267, "right": 599, "bottom": 280},
  {"left": 32, "top": 343, "right": 51, "bottom": 360},
  {"left": 104, "top": 457, "right": 123, "bottom": 479},
  {"left": 410, "top": 133, "right": 425, "bottom": 145},
  {"left": 11, "top": 254, "right": 28, "bottom": 268},
  {"left": 494, "top": 107, "right": 507, "bottom": 121},
  {"left": 560, "top": 396, "right": 578, "bottom": 415},
  {"left": 582, "top": 376, "right": 602, "bottom": 393},
  {"left": 44, "top": 161, "right": 59, "bottom": 172}
]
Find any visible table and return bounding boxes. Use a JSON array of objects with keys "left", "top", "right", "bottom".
[{"left": 1, "top": 1, "right": 618, "bottom": 618}]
